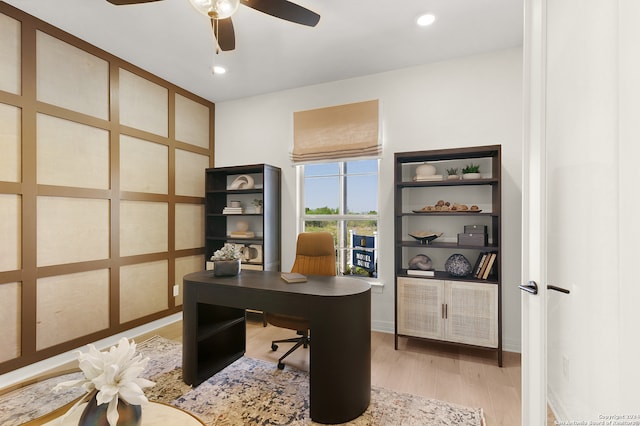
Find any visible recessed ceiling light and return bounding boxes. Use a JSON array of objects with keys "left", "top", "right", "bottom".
[
  {"left": 417, "top": 14, "right": 436, "bottom": 27},
  {"left": 212, "top": 66, "right": 227, "bottom": 75}
]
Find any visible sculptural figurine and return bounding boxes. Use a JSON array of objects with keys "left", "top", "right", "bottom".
[
  {"left": 229, "top": 175, "right": 255, "bottom": 189},
  {"left": 408, "top": 254, "right": 433, "bottom": 270}
]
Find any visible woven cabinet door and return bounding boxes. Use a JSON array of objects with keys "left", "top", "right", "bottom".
[
  {"left": 397, "top": 277, "right": 444, "bottom": 340},
  {"left": 444, "top": 281, "right": 498, "bottom": 348}
]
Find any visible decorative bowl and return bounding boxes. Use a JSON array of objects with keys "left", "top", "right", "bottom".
[{"left": 408, "top": 231, "right": 443, "bottom": 245}]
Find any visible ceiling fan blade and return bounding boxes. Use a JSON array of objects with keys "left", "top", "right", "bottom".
[
  {"left": 212, "top": 18, "right": 236, "bottom": 51},
  {"left": 240, "top": 0, "right": 320, "bottom": 27},
  {"left": 106, "top": 0, "right": 163, "bottom": 5}
]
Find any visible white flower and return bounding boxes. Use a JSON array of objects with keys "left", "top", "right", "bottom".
[
  {"left": 210, "top": 243, "right": 241, "bottom": 261},
  {"left": 53, "top": 337, "right": 155, "bottom": 426}
]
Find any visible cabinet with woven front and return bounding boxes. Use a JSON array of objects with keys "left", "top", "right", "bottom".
[
  {"left": 397, "top": 277, "right": 498, "bottom": 348},
  {"left": 394, "top": 145, "right": 502, "bottom": 366}
]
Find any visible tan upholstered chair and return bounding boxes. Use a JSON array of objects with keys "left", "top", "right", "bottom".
[{"left": 267, "top": 232, "right": 336, "bottom": 369}]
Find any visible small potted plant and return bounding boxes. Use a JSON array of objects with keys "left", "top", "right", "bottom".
[
  {"left": 210, "top": 243, "right": 242, "bottom": 276},
  {"left": 252, "top": 198, "right": 263, "bottom": 214},
  {"left": 446, "top": 167, "right": 459, "bottom": 180},
  {"left": 462, "top": 163, "right": 481, "bottom": 180}
]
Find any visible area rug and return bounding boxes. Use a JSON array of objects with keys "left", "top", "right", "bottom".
[{"left": 0, "top": 336, "right": 484, "bottom": 426}]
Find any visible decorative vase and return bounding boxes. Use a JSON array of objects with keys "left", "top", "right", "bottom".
[
  {"left": 79, "top": 390, "right": 141, "bottom": 426},
  {"left": 445, "top": 254, "right": 472, "bottom": 277},
  {"left": 416, "top": 163, "right": 436, "bottom": 177},
  {"left": 213, "top": 259, "right": 241, "bottom": 277}
]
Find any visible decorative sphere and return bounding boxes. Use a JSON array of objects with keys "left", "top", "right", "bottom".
[
  {"left": 416, "top": 164, "right": 436, "bottom": 177},
  {"left": 445, "top": 254, "right": 472, "bottom": 277},
  {"left": 408, "top": 254, "right": 433, "bottom": 270},
  {"left": 236, "top": 220, "right": 249, "bottom": 232}
]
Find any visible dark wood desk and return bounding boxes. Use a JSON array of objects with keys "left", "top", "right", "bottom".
[{"left": 182, "top": 270, "right": 371, "bottom": 424}]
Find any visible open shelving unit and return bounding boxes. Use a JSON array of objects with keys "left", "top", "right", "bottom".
[
  {"left": 204, "top": 164, "right": 281, "bottom": 272},
  {"left": 204, "top": 163, "right": 281, "bottom": 327},
  {"left": 394, "top": 145, "right": 502, "bottom": 366}
]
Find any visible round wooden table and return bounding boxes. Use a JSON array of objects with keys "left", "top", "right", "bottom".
[{"left": 33, "top": 401, "right": 205, "bottom": 426}]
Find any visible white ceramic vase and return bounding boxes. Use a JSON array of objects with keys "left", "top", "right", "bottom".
[{"left": 416, "top": 164, "right": 436, "bottom": 177}]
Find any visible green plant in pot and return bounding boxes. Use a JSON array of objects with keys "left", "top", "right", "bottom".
[
  {"left": 446, "top": 167, "right": 459, "bottom": 180},
  {"left": 252, "top": 198, "right": 263, "bottom": 213},
  {"left": 461, "top": 163, "right": 481, "bottom": 179}
]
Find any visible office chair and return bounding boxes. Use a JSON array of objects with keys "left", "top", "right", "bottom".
[{"left": 266, "top": 231, "right": 336, "bottom": 369}]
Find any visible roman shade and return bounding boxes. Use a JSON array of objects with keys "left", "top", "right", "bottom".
[{"left": 292, "top": 99, "right": 380, "bottom": 162}]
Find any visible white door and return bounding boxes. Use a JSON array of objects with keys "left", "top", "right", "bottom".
[
  {"left": 522, "top": 0, "right": 640, "bottom": 423},
  {"left": 521, "top": 1, "right": 547, "bottom": 422}
]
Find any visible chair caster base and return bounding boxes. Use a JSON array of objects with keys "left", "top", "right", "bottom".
[
  {"left": 271, "top": 343, "right": 278, "bottom": 351},
  {"left": 277, "top": 362, "right": 285, "bottom": 370}
]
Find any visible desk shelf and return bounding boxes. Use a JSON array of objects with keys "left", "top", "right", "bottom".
[
  {"left": 196, "top": 317, "right": 245, "bottom": 343},
  {"left": 192, "top": 304, "right": 246, "bottom": 384},
  {"left": 195, "top": 340, "right": 244, "bottom": 384}
]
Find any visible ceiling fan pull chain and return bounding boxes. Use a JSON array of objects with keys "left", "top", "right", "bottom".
[
  {"left": 215, "top": 22, "right": 220, "bottom": 54},
  {"left": 211, "top": 18, "right": 220, "bottom": 54}
]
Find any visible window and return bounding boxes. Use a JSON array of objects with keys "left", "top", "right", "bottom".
[{"left": 299, "top": 159, "right": 379, "bottom": 278}]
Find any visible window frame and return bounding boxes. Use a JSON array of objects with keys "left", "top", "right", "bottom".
[{"left": 296, "top": 159, "right": 380, "bottom": 281}]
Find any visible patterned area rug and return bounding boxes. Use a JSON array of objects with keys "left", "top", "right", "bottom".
[{"left": 0, "top": 336, "right": 484, "bottom": 425}]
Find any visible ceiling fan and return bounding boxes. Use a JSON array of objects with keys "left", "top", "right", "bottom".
[{"left": 106, "top": 0, "right": 321, "bottom": 52}]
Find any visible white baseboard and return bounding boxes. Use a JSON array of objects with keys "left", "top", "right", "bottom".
[
  {"left": 502, "top": 337, "right": 522, "bottom": 353},
  {"left": 371, "top": 320, "right": 394, "bottom": 334},
  {"left": 547, "top": 385, "right": 568, "bottom": 423},
  {"left": 0, "top": 313, "right": 182, "bottom": 392}
]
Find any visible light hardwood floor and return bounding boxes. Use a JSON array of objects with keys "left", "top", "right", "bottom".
[{"left": 4, "top": 317, "right": 522, "bottom": 425}]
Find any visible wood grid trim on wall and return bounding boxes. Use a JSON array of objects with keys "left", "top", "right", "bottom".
[{"left": 0, "top": 2, "right": 214, "bottom": 373}]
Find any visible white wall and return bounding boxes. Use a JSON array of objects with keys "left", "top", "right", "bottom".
[
  {"left": 215, "top": 47, "right": 524, "bottom": 351},
  {"left": 619, "top": 0, "right": 640, "bottom": 413}
]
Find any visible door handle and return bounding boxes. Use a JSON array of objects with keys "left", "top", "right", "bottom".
[
  {"left": 547, "top": 285, "right": 570, "bottom": 294},
  {"left": 518, "top": 281, "right": 538, "bottom": 295},
  {"left": 519, "top": 281, "right": 571, "bottom": 295}
]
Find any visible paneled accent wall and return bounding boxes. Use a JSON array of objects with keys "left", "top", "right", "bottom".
[{"left": 0, "top": 3, "right": 213, "bottom": 372}]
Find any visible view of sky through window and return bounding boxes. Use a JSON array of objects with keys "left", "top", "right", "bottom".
[{"left": 304, "top": 160, "right": 378, "bottom": 214}]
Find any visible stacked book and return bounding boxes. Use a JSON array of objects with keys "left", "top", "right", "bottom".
[
  {"left": 407, "top": 268, "right": 435, "bottom": 277},
  {"left": 281, "top": 272, "right": 307, "bottom": 283},
  {"left": 412, "top": 175, "right": 443, "bottom": 182},
  {"left": 222, "top": 206, "right": 244, "bottom": 214},
  {"left": 471, "top": 251, "right": 498, "bottom": 280},
  {"left": 229, "top": 231, "right": 255, "bottom": 238}
]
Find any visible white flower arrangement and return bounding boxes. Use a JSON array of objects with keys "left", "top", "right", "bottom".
[
  {"left": 53, "top": 337, "right": 155, "bottom": 426},
  {"left": 210, "top": 243, "right": 242, "bottom": 261}
]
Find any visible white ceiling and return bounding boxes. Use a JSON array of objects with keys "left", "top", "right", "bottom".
[{"left": 4, "top": 0, "right": 523, "bottom": 103}]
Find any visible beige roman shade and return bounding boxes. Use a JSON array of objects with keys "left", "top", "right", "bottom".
[{"left": 292, "top": 99, "right": 380, "bottom": 162}]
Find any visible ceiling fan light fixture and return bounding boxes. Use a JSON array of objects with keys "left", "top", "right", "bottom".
[
  {"left": 189, "top": 0, "right": 240, "bottom": 20},
  {"left": 417, "top": 14, "right": 436, "bottom": 27}
]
